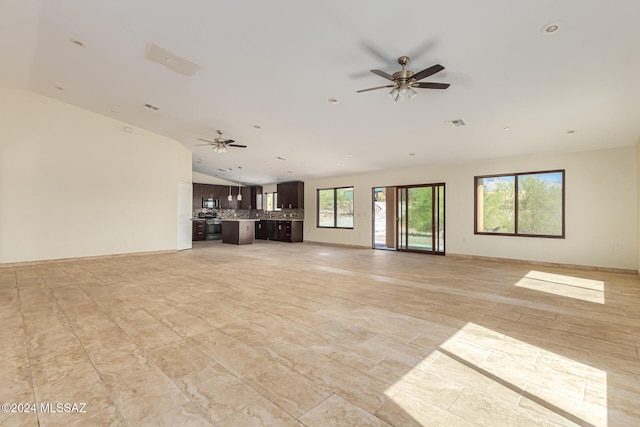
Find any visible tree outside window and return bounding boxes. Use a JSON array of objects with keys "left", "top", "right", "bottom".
[
  {"left": 475, "top": 170, "right": 564, "bottom": 238},
  {"left": 317, "top": 187, "right": 354, "bottom": 228}
]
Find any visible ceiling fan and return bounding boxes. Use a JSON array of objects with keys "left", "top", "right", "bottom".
[
  {"left": 195, "top": 130, "right": 246, "bottom": 153},
  {"left": 357, "top": 56, "right": 450, "bottom": 102}
]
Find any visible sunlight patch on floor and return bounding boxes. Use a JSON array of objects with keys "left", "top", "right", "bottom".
[
  {"left": 384, "top": 322, "right": 608, "bottom": 426},
  {"left": 515, "top": 270, "right": 605, "bottom": 304}
]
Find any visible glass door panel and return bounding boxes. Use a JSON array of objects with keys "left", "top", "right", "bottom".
[
  {"left": 397, "top": 183, "right": 445, "bottom": 254},
  {"left": 398, "top": 188, "right": 407, "bottom": 250}
]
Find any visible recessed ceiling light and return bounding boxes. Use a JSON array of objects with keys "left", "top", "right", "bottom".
[
  {"left": 567, "top": 130, "right": 576, "bottom": 134},
  {"left": 70, "top": 38, "right": 85, "bottom": 47},
  {"left": 328, "top": 98, "right": 339, "bottom": 104},
  {"left": 541, "top": 22, "right": 561, "bottom": 35},
  {"left": 253, "top": 124, "right": 261, "bottom": 129},
  {"left": 287, "top": 171, "right": 293, "bottom": 174},
  {"left": 55, "top": 86, "right": 64, "bottom": 91},
  {"left": 503, "top": 126, "right": 511, "bottom": 131},
  {"left": 347, "top": 153, "right": 353, "bottom": 157},
  {"left": 337, "top": 163, "right": 344, "bottom": 167},
  {"left": 275, "top": 156, "right": 286, "bottom": 161},
  {"left": 144, "top": 103, "right": 160, "bottom": 111},
  {"left": 408, "top": 153, "right": 416, "bottom": 156}
]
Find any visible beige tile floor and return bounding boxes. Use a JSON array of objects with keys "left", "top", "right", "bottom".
[{"left": 1, "top": 240, "right": 640, "bottom": 426}]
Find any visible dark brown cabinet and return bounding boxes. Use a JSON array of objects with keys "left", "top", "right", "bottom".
[
  {"left": 256, "top": 220, "right": 302, "bottom": 242},
  {"left": 193, "top": 183, "right": 265, "bottom": 211},
  {"left": 255, "top": 220, "right": 268, "bottom": 240},
  {"left": 277, "top": 181, "right": 304, "bottom": 209},
  {"left": 240, "top": 187, "right": 252, "bottom": 209},
  {"left": 276, "top": 220, "right": 303, "bottom": 242},
  {"left": 248, "top": 185, "right": 263, "bottom": 210},
  {"left": 192, "top": 184, "right": 202, "bottom": 210},
  {"left": 222, "top": 220, "right": 255, "bottom": 245},
  {"left": 192, "top": 219, "right": 205, "bottom": 241}
]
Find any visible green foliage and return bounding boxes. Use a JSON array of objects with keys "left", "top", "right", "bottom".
[
  {"left": 480, "top": 174, "right": 562, "bottom": 235},
  {"left": 482, "top": 179, "right": 515, "bottom": 232},
  {"left": 518, "top": 176, "right": 563, "bottom": 235},
  {"left": 407, "top": 187, "right": 433, "bottom": 234}
]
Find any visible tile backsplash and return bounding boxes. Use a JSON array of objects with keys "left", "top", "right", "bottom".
[{"left": 193, "top": 208, "right": 304, "bottom": 220}]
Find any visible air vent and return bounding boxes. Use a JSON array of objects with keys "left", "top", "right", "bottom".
[
  {"left": 448, "top": 118, "right": 467, "bottom": 127},
  {"left": 144, "top": 103, "right": 160, "bottom": 111}
]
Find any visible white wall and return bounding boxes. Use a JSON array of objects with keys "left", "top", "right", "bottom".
[
  {"left": 192, "top": 171, "right": 237, "bottom": 186},
  {"left": 304, "top": 146, "right": 638, "bottom": 270},
  {"left": 0, "top": 89, "right": 192, "bottom": 263}
]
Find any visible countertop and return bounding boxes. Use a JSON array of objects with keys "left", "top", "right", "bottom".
[
  {"left": 258, "top": 218, "right": 304, "bottom": 222},
  {"left": 221, "top": 218, "right": 260, "bottom": 222}
]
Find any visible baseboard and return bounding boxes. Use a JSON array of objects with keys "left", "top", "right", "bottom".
[
  {"left": 446, "top": 252, "right": 637, "bottom": 275},
  {"left": 0, "top": 249, "right": 176, "bottom": 269},
  {"left": 302, "top": 240, "right": 371, "bottom": 250}
]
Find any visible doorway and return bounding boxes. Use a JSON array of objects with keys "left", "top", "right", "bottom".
[
  {"left": 397, "top": 183, "right": 445, "bottom": 254},
  {"left": 372, "top": 187, "right": 396, "bottom": 250},
  {"left": 373, "top": 184, "right": 445, "bottom": 254}
]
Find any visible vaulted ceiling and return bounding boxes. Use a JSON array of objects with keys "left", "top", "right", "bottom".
[{"left": 2, "top": 1, "right": 640, "bottom": 185}]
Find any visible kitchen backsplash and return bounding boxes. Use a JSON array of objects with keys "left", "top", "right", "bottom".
[{"left": 193, "top": 208, "right": 304, "bottom": 220}]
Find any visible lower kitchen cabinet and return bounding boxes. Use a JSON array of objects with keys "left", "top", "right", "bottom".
[
  {"left": 255, "top": 220, "right": 302, "bottom": 242},
  {"left": 192, "top": 219, "right": 205, "bottom": 241},
  {"left": 255, "top": 220, "right": 268, "bottom": 240}
]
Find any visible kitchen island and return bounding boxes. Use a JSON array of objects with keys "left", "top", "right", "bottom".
[{"left": 221, "top": 219, "right": 259, "bottom": 245}]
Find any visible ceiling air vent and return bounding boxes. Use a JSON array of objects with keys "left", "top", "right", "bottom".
[
  {"left": 144, "top": 103, "right": 160, "bottom": 111},
  {"left": 448, "top": 118, "right": 466, "bottom": 127}
]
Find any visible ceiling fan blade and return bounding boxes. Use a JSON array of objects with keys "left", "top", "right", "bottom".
[
  {"left": 411, "top": 64, "right": 444, "bottom": 81},
  {"left": 228, "top": 144, "right": 247, "bottom": 148},
  {"left": 413, "top": 82, "right": 450, "bottom": 90},
  {"left": 370, "top": 70, "right": 395, "bottom": 81},
  {"left": 197, "top": 138, "right": 215, "bottom": 143},
  {"left": 222, "top": 139, "right": 235, "bottom": 144},
  {"left": 356, "top": 85, "right": 395, "bottom": 93}
]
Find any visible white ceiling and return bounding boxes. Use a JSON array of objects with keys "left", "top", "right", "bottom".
[{"left": 2, "top": 0, "right": 640, "bottom": 185}]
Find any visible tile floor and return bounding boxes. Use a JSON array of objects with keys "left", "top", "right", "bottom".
[{"left": 1, "top": 241, "right": 640, "bottom": 426}]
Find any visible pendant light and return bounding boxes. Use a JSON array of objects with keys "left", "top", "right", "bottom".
[
  {"left": 236, "top": 166, "right": 243, "bottom": 201},
  {"left": 227, "top": 184, "right": 232, "bottom": 201}
]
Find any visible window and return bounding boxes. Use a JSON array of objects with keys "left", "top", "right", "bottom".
[
  {"left": 475, "top": 170, "right": 564, "bottom": 238},
  {"left": 264, "top": 192, "right": 278, "bottom": 211},
  {"left": 317, "top": 187, "right": 354, "bottom": 228}
]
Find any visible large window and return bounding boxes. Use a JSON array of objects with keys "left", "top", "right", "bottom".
[
  {"left": 475, "top": 170, "right": 564, "bottom": 238},
  {"left": 317, "top": 187, "right": 354, "bottom": 228}
]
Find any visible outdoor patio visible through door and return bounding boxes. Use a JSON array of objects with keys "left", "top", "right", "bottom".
[{"left": 397, "top": 183, "right": 445, "bottom": 254}]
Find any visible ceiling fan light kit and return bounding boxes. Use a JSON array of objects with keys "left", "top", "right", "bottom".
[
  {"left": 196, "top": 130, "right": 247, "bottom": 153},
  {"left": 357, "top": 55, "right": 450, "bottom": 102},
  {"left": 389, "top": 85, "right": 418, "bottom": 102}
]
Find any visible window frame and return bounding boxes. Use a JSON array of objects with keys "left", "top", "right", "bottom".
[
  {"left": 474, "top": 169, "right": 565, "bottom": 238},
  {"left": 316, "top": 186, "right": 354, "bottom": 229}
]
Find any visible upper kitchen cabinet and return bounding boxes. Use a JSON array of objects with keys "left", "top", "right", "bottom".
[
  {"left": 201, "top": 184, "right": 217, "bottom": 199},
  {"left": 240, "top": 186, "right": 252, "bottom": 209},
  {"left": 245, "top": 186, "right": 263, "bottom": 210},
  {"left": 192, "top": 183, "right": 202, "bottom": 210},
  {"left": 277, "top": 181, "right": 304, "bottom": 209}
]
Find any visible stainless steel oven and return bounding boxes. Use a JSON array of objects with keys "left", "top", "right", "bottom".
[{"left": 205, "top": 218, "right": 222, "bottom": 240}]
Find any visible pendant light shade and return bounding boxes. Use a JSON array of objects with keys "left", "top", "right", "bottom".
[
  {"left": 227, "top": 185, "right": 232, "bottom": 201},
  {"left": 236, "top": 166, "right": 243, "bottom": 201}
]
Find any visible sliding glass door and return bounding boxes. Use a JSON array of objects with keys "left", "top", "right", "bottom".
[{"left": 397, "top": 183, "right": 445, "bottom": 254}]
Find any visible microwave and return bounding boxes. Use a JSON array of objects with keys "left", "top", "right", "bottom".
[{"left": 202, "top": 198, "right": 220, "bottom": 209}]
